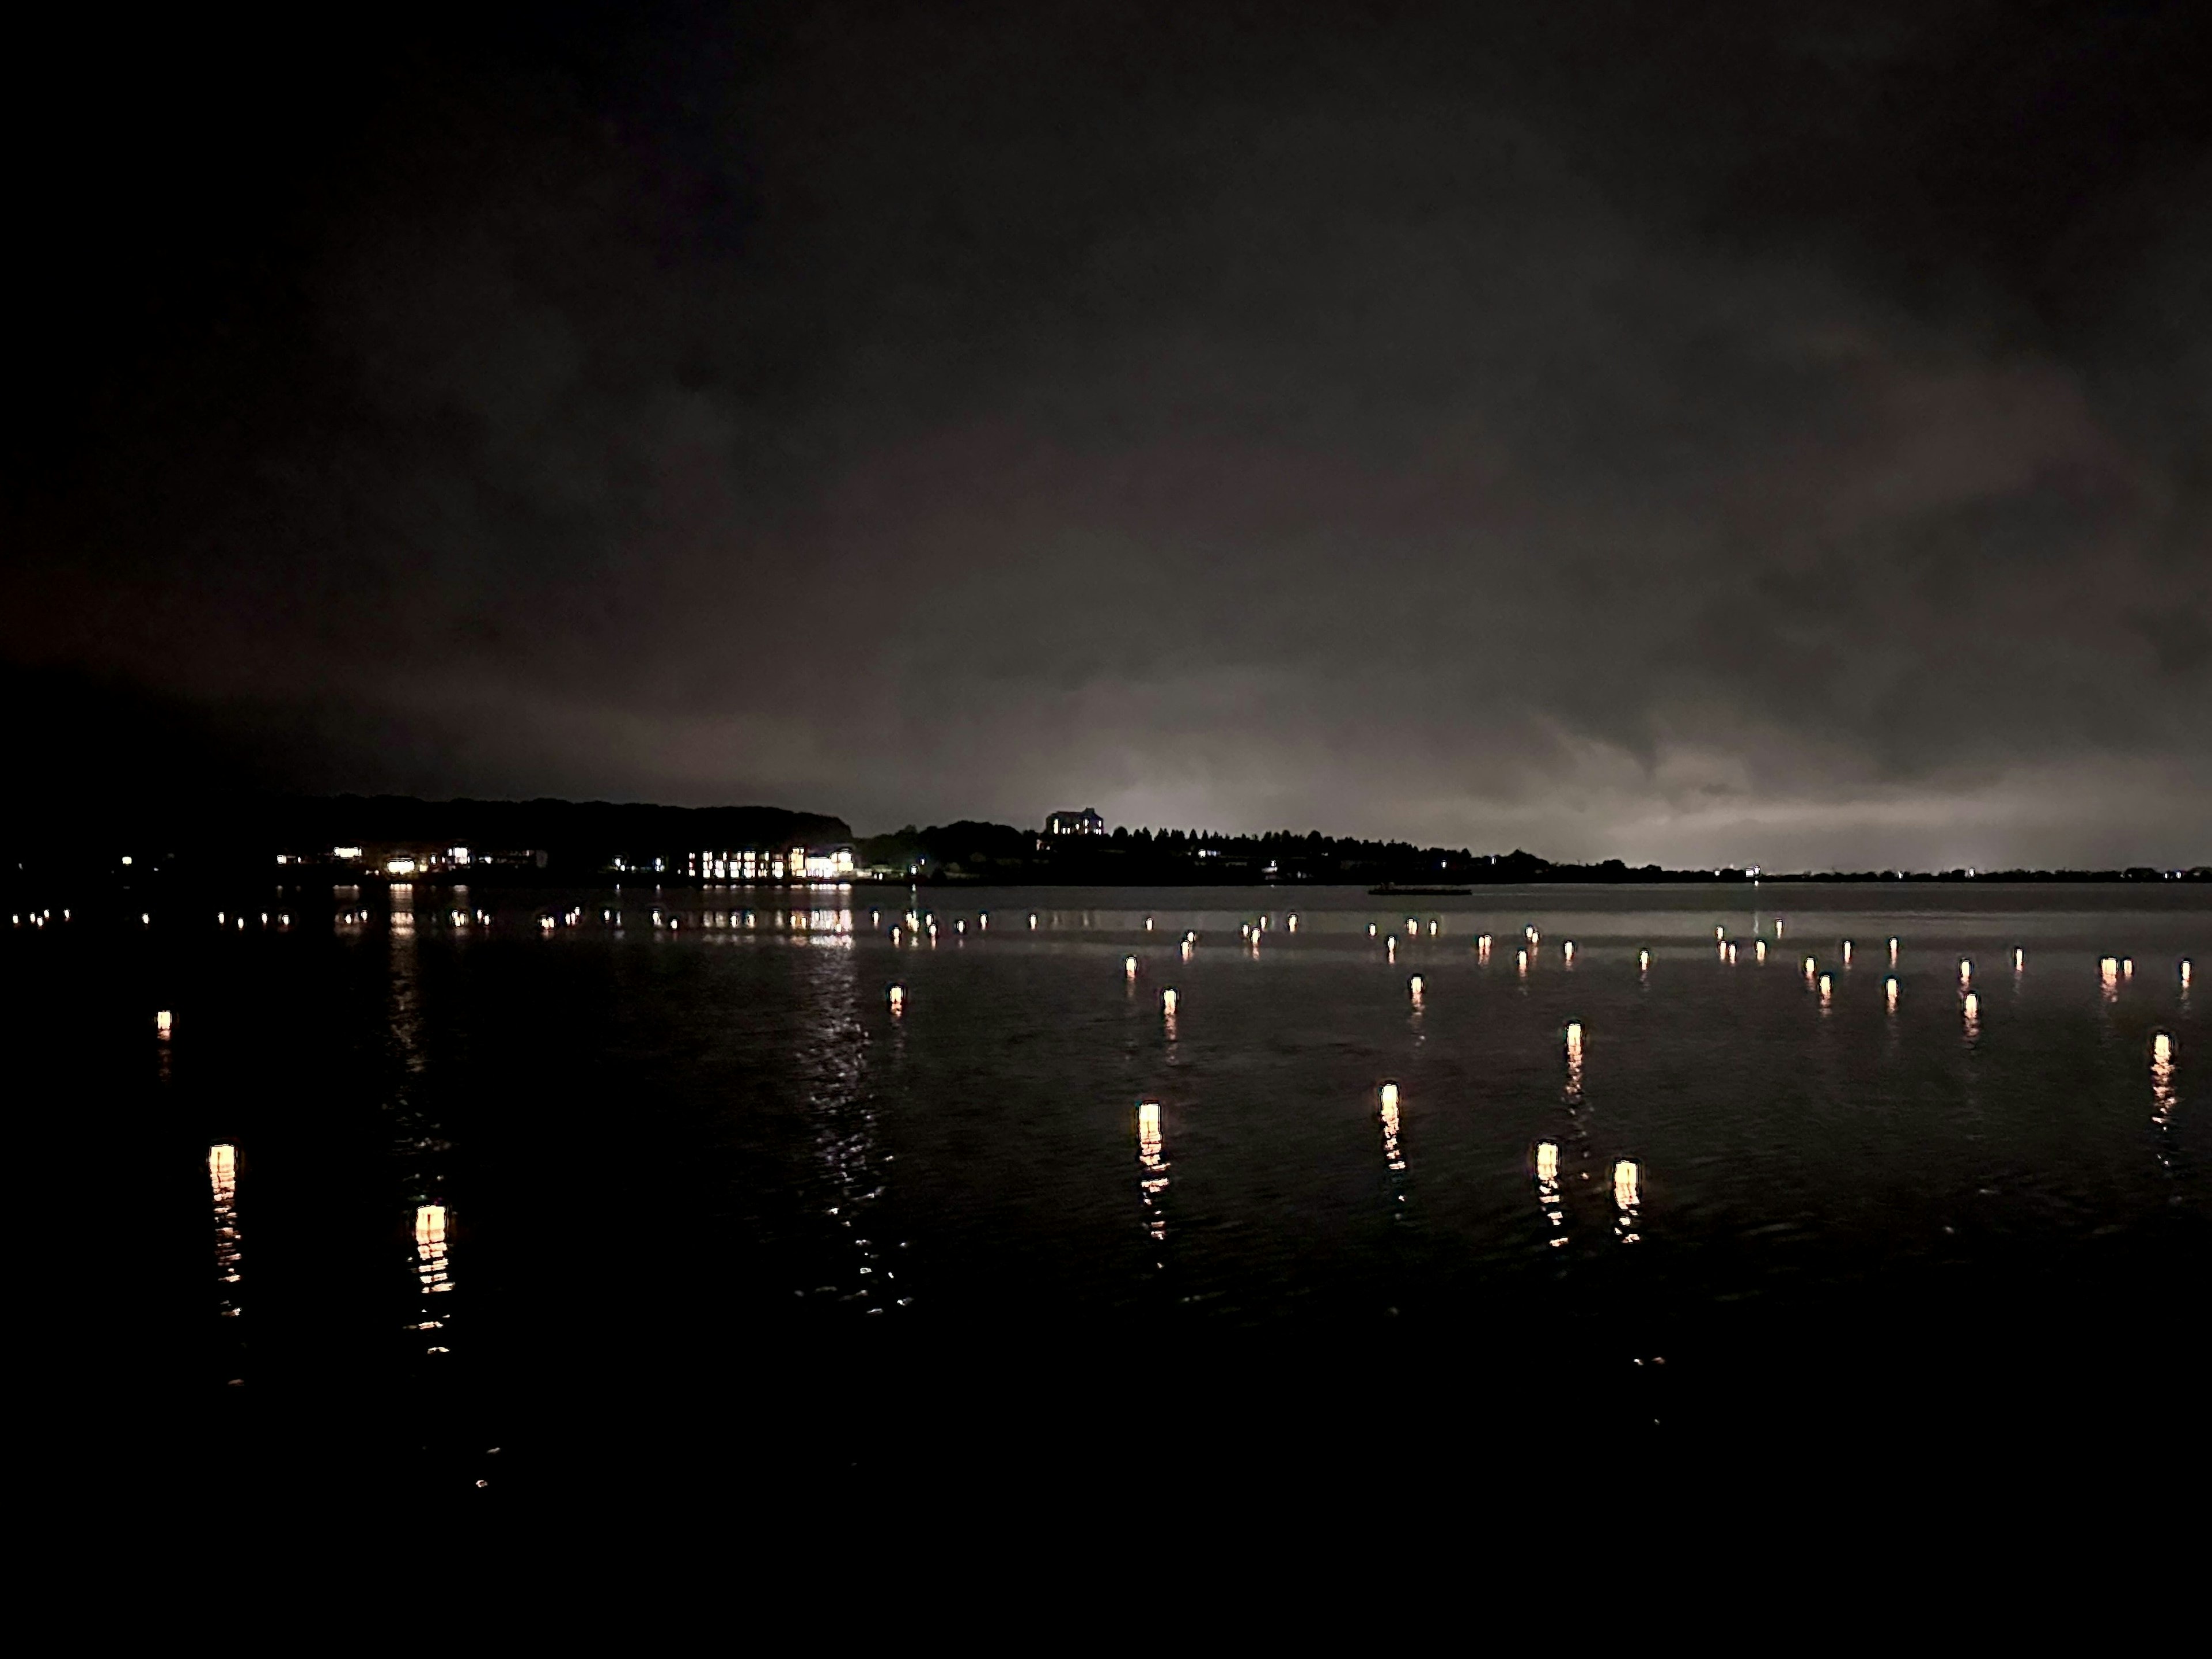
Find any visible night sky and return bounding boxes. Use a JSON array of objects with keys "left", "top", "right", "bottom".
[{"left": 9, "top": 2, "right": 2208, "bottom": 866}]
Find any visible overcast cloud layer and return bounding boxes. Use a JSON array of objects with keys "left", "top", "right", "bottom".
[{"left": 7, "top": 1, "right": 2209, "bottom": 866}]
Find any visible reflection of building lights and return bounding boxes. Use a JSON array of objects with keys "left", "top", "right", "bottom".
[{"left": 386, "top": 857, "right": 418, "bottom": 876}]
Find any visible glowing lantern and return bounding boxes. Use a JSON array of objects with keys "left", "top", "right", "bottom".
[
  {"left": 156, "top": 1010, "right": 173, "bottom": 1037},
  {"left": 888, "top": 985, "right": 904, "bottom": 1013}
]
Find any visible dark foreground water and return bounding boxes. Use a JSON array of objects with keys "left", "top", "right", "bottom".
[{"left": 20, "top": 882, "right": 2207, "bottom": 1515}]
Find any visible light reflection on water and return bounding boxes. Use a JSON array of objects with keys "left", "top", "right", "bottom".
[{"left": 123, "top": 881, "right": 2206, "bottom": 1464}]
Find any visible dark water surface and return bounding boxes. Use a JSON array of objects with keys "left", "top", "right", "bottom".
[{"left": 24, "top": 882, "right": 2207, "bottom": 1511}]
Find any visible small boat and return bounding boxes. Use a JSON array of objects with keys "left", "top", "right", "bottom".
[{"left": 1368, "top": 884, "right": 1471, "bottom": 896}]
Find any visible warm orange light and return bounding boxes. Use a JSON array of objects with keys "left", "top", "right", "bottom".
[
  {"left": 1536, "top": 1141, "right": 1559, "bottom": 1183},
  {"left": 156, "top": 1010, "right": 173, "bottom": 1037},
  {"left": 1612, "top": 1160, "right": 1639, "bottom": 1210},
  {"left": 1379, "top": 1081, "right": 1399, "bottom": 1111}
]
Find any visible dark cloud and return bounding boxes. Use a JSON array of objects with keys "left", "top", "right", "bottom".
[{"left": 6, "top": 1, "right": 2208, "bottom": 865}]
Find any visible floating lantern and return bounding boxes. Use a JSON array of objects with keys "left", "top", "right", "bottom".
[
  {"left": 1959, "top": 959, "right": 1971, "bottom": 986},
  {"left": 1804, "top": 956, "right": 1817, "bottom": 981},
  {"left": 1408, "top": 975, "right": 1423, "bottom": 1005},
  {"left": 1379, "top": 1081, "right": 1399, "bottom": 1111},
  {"left": 1755, "top": 940, "right": 1766, "bottom": 963},
  {"left": 1565, "top": 1020, "right": 1582, "bottom": 1059},
  {"left": 1146, "top": 917, "right": 1154, "bottom": 931},
  {"left": 1726, "top": 943, "right": 1738, "bottom": 965},
  {"left": 1162, "top": 989, "right": 1178, "bottom": 1015},
  {"left": 2122, "top": 958, "right": 2134, "bottom": 980},
  {"left": 1287, "top": 915, "right": 1298, "bottom": 932},
  {"left": 1562, "top": 941, "right": 1575, "bottom": 964},
  {"left": 1638, "top": 949, "right": 1650, "bottom": 972},
  {"left": 1386, "top": 936, "right": 1396, "bottom": 961},
  {"left": 2182, "top": 960, "right": 2192, "bottom": 989},
  {"left": 1885, "top": 977, "right": 1899, "bottom": 1012},
  {"left": 1842, "top": 941, "right": 1853, "bottom": 965},
  {"left": 1888, "top": 937, "right": 1899, "bottom": 964},
  {"left": 1964, "top": 991, "right": 1979, "bottom": 1020},
  {"left": 1517, "top": 949, "right": 1528, "bottom": 974},
  {"left": 1612, "top": 1160, "right": 1640, "bottom": 1210},
  {"left": 955, "top": 919, "right": 965, "bottom": 934},
  {"left": 1029, "top": 914, "right": 1038, "bottom": 930},
  {"left": 1775, "top": 919, "right": 1785, "bottom": 939},
  {"left": 2013, "top": 947, "right": 2024, "bottom": 972},
  {"left": 1125, "top": 956, "right": 1138, "bottom": 979},
  {"left": 2152, "top": 1032, "right": 2173, "bottom": 1066},
  {"left": 1536, "top": 1142, "right": 1559, "bottom": 1183},
  {"left": 1818, "top": 973, "right": 1832, "bottom": 1005},
  {"left": 1715, "top": 925, "right": 1725, "bottom": 941},
  {"left": 156, "top": 1010, "right": 173, "bottom": 1037},
  {"left": 1138, "top": 1099, "right": 1161, "bottom": 1139},
  {"left": 891, "top": 927, "right": 901, "bottom": 944},
  {"left": 888, "top": 985, "right": 904, "bottom": 1014}
]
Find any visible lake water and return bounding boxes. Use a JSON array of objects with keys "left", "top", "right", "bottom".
[{"left": 26, "top": 882, "right": 2207, "bottom": 1509}]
